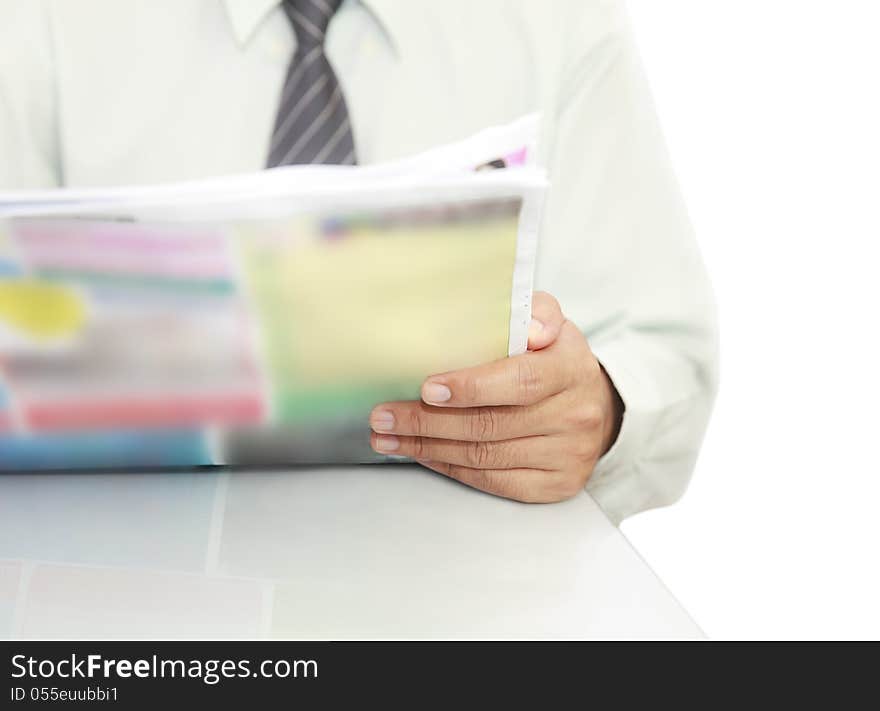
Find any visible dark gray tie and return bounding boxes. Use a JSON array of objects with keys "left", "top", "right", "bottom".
[{"left": 266, "top": 0, "right": 357, "bottom": 167}]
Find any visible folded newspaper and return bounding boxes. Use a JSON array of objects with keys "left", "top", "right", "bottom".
[{"left": 0, "top": 115, "right": 547, "bottom": 469}]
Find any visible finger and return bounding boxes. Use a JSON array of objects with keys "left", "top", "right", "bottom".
[
  {"left": 416, "top": 461, "right": 582, "bottom": 504},
  {"left": 528, "top": 291, "right": 566, "bottom": 351},
  {"left": 421, "top": 350, "right": 571, "bottom": 408},
  {"left": 371, "top": 432, "right": 560, "bottom": 470},
  {"left": 369, "top": 398, "right": 565, "bottom": 441}
]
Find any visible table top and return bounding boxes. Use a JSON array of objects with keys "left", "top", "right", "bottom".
[{"left": 0, "top": 464, "right": 701, "bottom": 639}]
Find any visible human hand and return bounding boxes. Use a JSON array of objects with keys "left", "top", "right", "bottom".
[{"left": 369, "top": 292, "right": 624, "bottom": 502}]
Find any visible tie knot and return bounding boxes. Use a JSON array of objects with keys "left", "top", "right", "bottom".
[{"left": 283, "top": 0, "right": 342, "bottom": 47}]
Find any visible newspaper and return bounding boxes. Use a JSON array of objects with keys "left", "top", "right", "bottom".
[{"left": 0, "top": 115, "right": 547, "bottom": 469}]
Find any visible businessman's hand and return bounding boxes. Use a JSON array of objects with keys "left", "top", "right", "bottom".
[{"left": 369, "top": 292, "right": 624, "bottom": 503}]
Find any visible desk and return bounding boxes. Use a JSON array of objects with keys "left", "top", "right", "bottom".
[{"left": 0, "top": 465, "right": 701, "bottom": 639}]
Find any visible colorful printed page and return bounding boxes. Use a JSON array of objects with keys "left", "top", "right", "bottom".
[{"left": 0, "top": 116, "right": 547, "bottom": 469}]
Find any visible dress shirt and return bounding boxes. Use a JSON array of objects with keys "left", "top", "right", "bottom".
[{"left": 0, "top": 0, "right": 719, "bottom": 523}]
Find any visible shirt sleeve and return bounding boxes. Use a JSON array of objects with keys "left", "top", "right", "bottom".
[
  {"left": 0, "top": 0, "right": 61, "bottom": 189},
  {"left": 535, "top": 0, "right": 719, "bottom": 524}
]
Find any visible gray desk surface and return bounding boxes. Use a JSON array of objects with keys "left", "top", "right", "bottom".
[{"left": 0, "top": 465, "right": 701, "bottom": 639}]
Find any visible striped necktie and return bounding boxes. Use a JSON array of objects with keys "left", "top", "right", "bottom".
[{"left": 266, "top": 0, "right": 357, "bottom": 167}]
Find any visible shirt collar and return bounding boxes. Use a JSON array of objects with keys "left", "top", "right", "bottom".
[{"left": 223, "top": 0, "right": 402, "bottom": 55}]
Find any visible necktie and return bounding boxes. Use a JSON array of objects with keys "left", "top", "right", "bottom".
[{"left": 266, "top": 0, "right": 357, "bottom": 167}]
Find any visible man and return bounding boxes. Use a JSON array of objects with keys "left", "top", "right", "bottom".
[{"left": 0, "top": 0, "right": 718, "bottom": 524}]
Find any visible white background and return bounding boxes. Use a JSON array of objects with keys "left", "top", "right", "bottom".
[{"left": 621, "top": 0, "right": 880, "bottom": 639}]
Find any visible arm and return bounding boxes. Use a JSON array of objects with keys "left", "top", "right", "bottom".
[
  {"left": 369, "top": 1, "right": 717, "bottom": 524},
  {"left": 369, "top": 2, "right": 718, "bottom": 523},
  {"left": 541, "top": 1, "right": 719, "bottom": 522}
]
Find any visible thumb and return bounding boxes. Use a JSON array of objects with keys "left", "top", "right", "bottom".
[{"left": 528, "top": 291, "right": 565, "bottom": 351}]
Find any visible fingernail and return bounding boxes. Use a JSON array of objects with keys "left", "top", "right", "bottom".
[
  {"left": 422, "top": 382, "right": 452, "bottom": 404},
  {"left": 370, "top": 409, "right": 395, "bottom": 432},
  {"left": 528, "top": 318, "right": 545, "bottom": 342},
  {"left": 373, "top": 434, "right": 400, "bottom": 453}
]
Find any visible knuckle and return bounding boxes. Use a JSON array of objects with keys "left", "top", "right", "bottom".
[
  {"left": 515, "top": 357, "right": 542, "bottom": 400},
  {"left": 466, "top": 440, "right": 494, "bottom": 468},
  {"left": 568, "top": 402, "right": 604, "bottom": 432},
  {"left": 451, "top": 464, "right": 490, "bottom": 491},
  {"left": 470, "top": 407, "right": 498, "bottom": 441},
  {"left": 570, "top": 437, "right": 601, "bottom": 463},
  {"left": 406, "top": 409, "right": 430, "bottom": 437},
  {"left": 486, "top": 470, "right": 530, "bottom": 502},
  {"left": 480, "top": 469, "right": 503, "bottom": 493},
  {"left": 466, "top": 466, "right": 490, "bottom": 489},
  {"left": 566, "top": 438, "right": 586, "bottom": 460},
  {"left": 411, "top": 436, "right": 429, "bottom": 460}
]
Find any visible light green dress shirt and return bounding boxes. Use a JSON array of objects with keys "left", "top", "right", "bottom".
[{"left": 0, "top": 0, "right": 718, "bottom": 523}]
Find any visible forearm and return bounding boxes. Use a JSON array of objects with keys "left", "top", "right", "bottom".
[{"left": 536, "top": 1, "right": 719, "bottom": 522}]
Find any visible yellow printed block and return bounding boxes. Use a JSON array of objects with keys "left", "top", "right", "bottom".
[{"left": 0, "top": 280, "right": 86, "bottom": 340}]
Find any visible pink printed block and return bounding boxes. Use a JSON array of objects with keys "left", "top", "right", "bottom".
[{"left": 12, "top": 220, "right": 234, "bottom": 280}]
